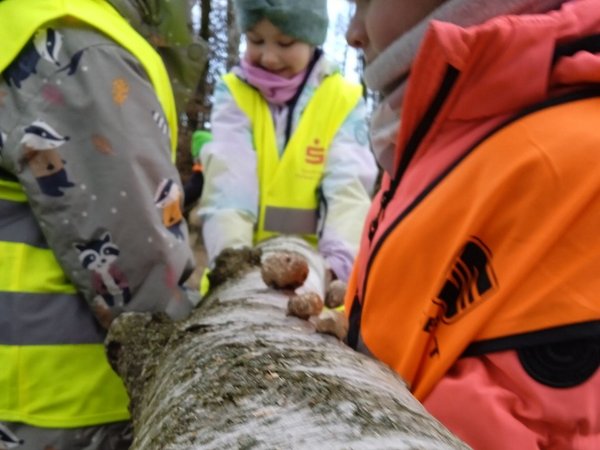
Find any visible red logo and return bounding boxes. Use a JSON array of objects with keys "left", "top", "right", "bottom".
[{"left": 305, "top": 139, "right": 325, "bottom": 164}]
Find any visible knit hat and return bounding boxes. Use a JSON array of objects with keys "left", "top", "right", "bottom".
[{"left": 233, "top": 0, "right": 329, "bottom": 46}]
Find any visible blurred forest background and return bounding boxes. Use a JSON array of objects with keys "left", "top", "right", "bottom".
[{"left": 176, "top": 0, "right": 369, "bottom": 183}]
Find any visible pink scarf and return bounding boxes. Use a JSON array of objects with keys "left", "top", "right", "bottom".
[{"left": 240, "top": 58, "right": 307, "bottom": 105}]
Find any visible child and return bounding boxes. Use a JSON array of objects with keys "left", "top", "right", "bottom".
[
  {"left": 198, "top": 0, "right": 378, "bottom": 297},
  {"left": 344, "top": 0, "right": 600, "bottom": 448},
  {"left": 0, "top": 0, "right": 203, "bottom": 447}
]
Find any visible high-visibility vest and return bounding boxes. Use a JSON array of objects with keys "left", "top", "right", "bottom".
[
  {"left": 346, "top": 94, "right": 600, "bottom": 401},
  {"left": 0, "top": 0, "right": 178, "bottom": 156},
  {"left": 223, "top": 72, "right": 362, "bottom": 246},
  {"left": 0, "top": 0, "right": 177, "bottom": 427}
]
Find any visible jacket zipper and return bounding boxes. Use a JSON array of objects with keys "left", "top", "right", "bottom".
[
  {"left": 347, "top": 65, "right": 459, "bottom": 350},
  {"left": 367, "top": 66, "right": 460, "bottom": 243},
  {"left": 364, "top": 65, "right": 460, "bottom": 285}
]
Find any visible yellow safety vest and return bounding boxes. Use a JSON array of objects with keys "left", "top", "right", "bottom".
[
  {"left": 223, "top": 72, "right": 362, "bottom": 246},
  {"left": 0, "top": 0, "right": 176, "bottom": 427}
]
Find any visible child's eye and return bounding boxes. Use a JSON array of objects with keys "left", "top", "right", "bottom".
[
  {"left": 246, "top": 35, "right": 264, "bottom": 45},
  {"left": 278, "top": 40, "right": 295, "bottom": 48}
]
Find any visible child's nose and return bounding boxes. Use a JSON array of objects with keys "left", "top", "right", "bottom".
[{"left": 260, "top": 49, "right": 279, "bottom": 70}]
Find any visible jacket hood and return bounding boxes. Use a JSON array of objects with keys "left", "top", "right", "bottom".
[
  {"left": 373, "top": 0, "right": 600, "bottom": 224},
  {"left": 365, "top": 0, "right": 568, "bottom": 95},
  {"left": 404, "top": 0, "right": 600, "bottom": 129},
  {"left": 366, "top": 0, "right": 569, "bottom": 178},
  {"left": 107, "top": 0, "right": 207, "bottom": 113}
]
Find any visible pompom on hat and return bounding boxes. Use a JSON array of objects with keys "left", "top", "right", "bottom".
[{"left": 233, "top": 0, "right": 329, "bottom": 46}]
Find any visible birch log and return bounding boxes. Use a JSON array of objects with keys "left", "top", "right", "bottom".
[{"left": 106, "top": 238, "right": 470, "bottom": 450}]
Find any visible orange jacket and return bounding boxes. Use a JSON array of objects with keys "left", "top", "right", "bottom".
[{"left": 345, "top": 0, "right": 600, "bottom": 401}]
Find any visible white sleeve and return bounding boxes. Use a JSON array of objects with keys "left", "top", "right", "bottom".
[{"left": 198, "top": 78, "right": 258, "bottom": 265}]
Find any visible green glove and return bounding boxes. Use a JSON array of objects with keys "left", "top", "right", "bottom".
[{"left": 191, "top": 130, "right": 213, "bottom": 161}]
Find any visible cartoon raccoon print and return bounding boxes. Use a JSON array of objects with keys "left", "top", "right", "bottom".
[
  {"left": 20, "top": 120, "right": 75, "bottom": 196},
  {"left": 75, "top": 232, "right": 131, "bottom": 307},
  {"left": 3, "top": 28, "right": 63, "bottom": 88},
  {"left": 154, "top": 178, "right": 184, "bottom": 240}
]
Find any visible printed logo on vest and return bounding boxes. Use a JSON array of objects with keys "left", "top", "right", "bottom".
[
  {"left": 432, "top": 237, "right": 497, "bottom": 324},
  {"left": 305, "top": 139, "right": 325, "bottom": 164}
]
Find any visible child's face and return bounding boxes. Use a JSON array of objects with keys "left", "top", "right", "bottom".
[
  {"left": 346, "top": 0, "right": 446, "bottom": 65},
  {"left": 245, "top": 19, "right": 313, "bottom": 78}
]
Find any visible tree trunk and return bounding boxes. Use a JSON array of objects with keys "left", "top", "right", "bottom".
[
  {"left": 106, "top": 239, "right": 469, "bottom": 450},
  {"left": 226, "top": 0, "right": 241, "bottom": 71}
]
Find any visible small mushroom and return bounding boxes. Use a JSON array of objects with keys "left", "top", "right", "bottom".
[
  {"left": 325, "top": 279, "right": 347, "bottom": 309},
  {"left": 287, "top": 292, "right": 324, "bottom": 320},
  {"left": 261, "top": 251, "right": 309, "bottom": 290},
  {"left": 315, "top": 309, "right": 349, "bottom": 341}
]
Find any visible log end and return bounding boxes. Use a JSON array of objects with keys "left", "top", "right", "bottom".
[
  {"left": 106, "top": 312, "right": 176, "bottom": 416},
  {"left": 208, "top": 246, "right": 262, "bottom": 289}
]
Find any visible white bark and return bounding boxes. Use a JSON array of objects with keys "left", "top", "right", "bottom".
[{"left": 107, "top": 238, "right": 469, "bottom": 450}]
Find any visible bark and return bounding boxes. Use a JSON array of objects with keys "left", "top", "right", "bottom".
[
  {"left": 226, "top": 0, "right": 241, "bottom": 71},
  {"left": 106, "top": 239, "right": 470, "bottom": 450}
]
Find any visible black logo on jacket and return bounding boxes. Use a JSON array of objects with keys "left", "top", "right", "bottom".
[{"left": 433, "top": 237, "right": 497, "bottom": 323}]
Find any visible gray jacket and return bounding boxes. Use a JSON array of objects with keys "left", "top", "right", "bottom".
[{"left": 0, "top": 22, "right": 197, "bottom": 326}]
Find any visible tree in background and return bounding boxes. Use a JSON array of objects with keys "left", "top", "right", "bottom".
[{"left": 177, "top": 0, "right": 237, "bottom": 182}]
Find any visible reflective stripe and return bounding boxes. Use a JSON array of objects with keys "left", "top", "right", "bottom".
[
  {"left": 0, "top": 292, "right": 105, "bottom": 345},
  {"left": 0, "top": 241, "right": 76, "bottom": 293},
  {"left": 263, "top": 206, "right": 318, "bottom": 235},
  {"left": 0, "top": 199, "right": 48, "bottom": 248}
]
